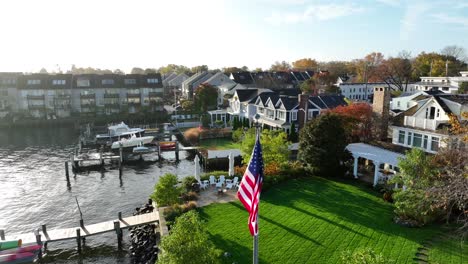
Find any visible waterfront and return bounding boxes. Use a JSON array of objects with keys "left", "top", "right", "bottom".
[{"left": 0, "top": 127, "right": 195, "bottom": 263}]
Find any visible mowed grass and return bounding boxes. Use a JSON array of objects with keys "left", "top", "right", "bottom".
[
  {"left": 199, "top": 177, "right": 443, "bottom": 264},
  {"left": 198, "top": 138, "right": 241, "bottom": 150},
  {"left": 428, "top": 235, "right": 467, "bottom": 264}
]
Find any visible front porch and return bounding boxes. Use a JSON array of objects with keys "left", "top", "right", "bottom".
[{"left": 346, "top": 143, "right": 405, "bottom": 187}]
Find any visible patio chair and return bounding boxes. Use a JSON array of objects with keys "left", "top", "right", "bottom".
[
  {"left": 209, "top": 175, "right": 216, "bottom": 186},
  {"left": 226, "top": 176, "right": 239, "bottom": 190},
  {"left": 199, "top": 180, "right": 208, "bottom": 190},
  {"left": 219, "top": 175, "right": 226, "bottom": 185}
]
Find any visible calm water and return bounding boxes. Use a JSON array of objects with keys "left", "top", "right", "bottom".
[{"left": 0, "top": 127, "right": 196, "bottom": 263}]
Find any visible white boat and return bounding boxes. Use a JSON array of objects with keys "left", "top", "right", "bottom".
[
  {"left": 96, "top": 122, "right": 145, "bottom": 141},
  {"left": 111, "top": 135, "right": 154, "bottom": 149}
]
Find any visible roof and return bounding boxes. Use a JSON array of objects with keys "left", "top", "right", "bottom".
[
  {"left": 230, "top": 72, "right": 254, "bottom": 85},
  {"left": 346, "top": 143, "right": 405, "bottom": 166},
  {"left": 235, "top": 89, "right": 260, "bottom": 102},
  {"left": 278, "top": 97, "right": 298, "bottom": 110},
  {"left": 319, "top": 95, "right": 348, "bottom": 109},
  {"left": 438, "top": 94, "right": 468, "bottom": 105}
]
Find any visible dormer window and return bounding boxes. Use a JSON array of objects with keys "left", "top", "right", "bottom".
[
  {"left": 147, "top": 78, "right": 159, "bottom": 84},
  {"left": 27, "top": 79, "right": 41, "bottom": 85},
  {"left": 52, "top": 80, "right": 66, "bottom": 85}
]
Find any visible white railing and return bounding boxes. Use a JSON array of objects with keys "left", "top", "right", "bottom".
[{"left": 404, "top": 116, "right": 439, "bottom": 130}]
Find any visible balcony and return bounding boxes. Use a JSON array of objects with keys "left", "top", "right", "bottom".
[
  {"left": 28, "top": 104, "right": 45, "bottom": 110},
  {"left": 27, "top": 95, "right": 45, "bottom": 100},
  {"left": 404, "top": 116, "right": 446, "bottom": 131},
  {"left": 104, "top": 93, "right": 120, "bottom": 99}
]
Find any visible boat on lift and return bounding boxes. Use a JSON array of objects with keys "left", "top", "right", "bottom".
[
  {"left": 96, "top": 122, "right": 145, "bottom": 142},
  {"left": 111, "top": 134, "right": 154, "bottom": 150}
]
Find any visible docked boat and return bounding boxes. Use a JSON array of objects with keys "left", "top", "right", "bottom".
[
  {"left": 111, "top": 135, "right": 154, "bottom": 150},
  {"left": 96, "top": 122, "right": 145, "bottom": 142},
  {"left": 159, "top": 141, "right": 177, "bottom": 151}
]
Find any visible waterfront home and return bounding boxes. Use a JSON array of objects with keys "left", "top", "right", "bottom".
[
  {"left": 181, "top": 71, "right": 213, "bottom": 99},
  {"left": 413, "top": 71, "right": 468, "bottom": 94},
  {"left": 391, "top": 93, "right": 467, "bottom": 153}
]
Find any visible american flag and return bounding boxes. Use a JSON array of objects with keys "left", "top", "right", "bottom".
[{"left": 237, "top": 133, "right": 264, "bottom": 236}]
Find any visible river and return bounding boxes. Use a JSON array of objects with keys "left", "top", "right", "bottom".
[{"left": 0, "top": 127, "right": 196, "bottom": 263}]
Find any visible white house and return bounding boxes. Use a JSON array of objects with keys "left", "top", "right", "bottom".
[
  {"left": 413, "top": 71, "right": 468, "bottom": 94},
  {"left": 391, "top": 94, "right": 467, "bottom": 153},
  {"left": 181, "top": 72, "right": 213, "bottom": 99}
]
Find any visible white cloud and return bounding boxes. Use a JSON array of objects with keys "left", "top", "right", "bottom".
[
  {"left": 265, "top": 3, "right": 365, "bottom": 25},
  {"left": 432, "top": 13, "right": 468, "bottom": 27}
]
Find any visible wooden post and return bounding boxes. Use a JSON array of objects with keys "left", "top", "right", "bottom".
[
  {"left": 42, "top": 224, "right": 47, "bottom": 234},
  {"left": 158, "top": 144, "right": 162, "bottom": 161},
  {"left": 118, "top": 212, "right": 122, "bottom": 220},
  {"left": 35, "top": 232, "right": 42, "bottom": 260},
  {"left": 114, "top": 220, "right": 122, "bottom": 250},
  {"left": 65, "top": 161, "right": 70, "bottom": 181},
  {"left": 175, "top": 142, "right": 179, "bottom": 162},
  {"left": 80, "top": 219, "right": 84, "bottom": 228},
  {"left": 0, "top": 229, "right": 5, "bottom": 240},
  {"left": 76, "top": 228, "right": 82, "bottom": 254},
  {"left": 99, "top": 147, "right": 104, "bottom": 166},
  {"left": 119, "top": 146, "right": 123, "bottom": 164}
]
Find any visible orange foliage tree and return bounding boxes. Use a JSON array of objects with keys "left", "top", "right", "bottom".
[{"left": 328, "top": 103, "right": 373, "bottom": 142}]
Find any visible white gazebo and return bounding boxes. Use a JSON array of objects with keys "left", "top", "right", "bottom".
[{"left": 346, "top": 143, "right": 405, "bottom": 186}]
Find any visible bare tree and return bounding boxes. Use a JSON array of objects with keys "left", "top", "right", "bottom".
[{"left": 441, "top": 45, "right": 467, "bottom": 62}]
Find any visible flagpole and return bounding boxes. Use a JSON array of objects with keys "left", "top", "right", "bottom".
[{"left": 253, "top": 114, "right": 260, "bottom": 264}]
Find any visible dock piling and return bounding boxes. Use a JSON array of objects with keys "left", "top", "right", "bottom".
[
  {"left": 99, "top": 147, "right": 104, "bottom": 166},
  {"left": 35, "top": 232, "right": 42, "bottom": 259},
  {"left": 114, "top": 220, "right": 122, "bottom": 250},
  {"left": 76, "top": 228, "right": 82, "bottom": 254},
  {"left": 0, "top": 229, "right": 5, "bottom": 240},
  {"left": 65, "top": 161, "right": 70, "bottom": 181},
  {"left": 175, "top": 142, "right": 179, "bottom": 162},
  {"left": 80, "top": 219, "right": 84, "bottom": 228},
  {"left": 118, "top": 212, "right": 122, "bottom": 220},
  {"left": 42, "top": 224, "right": 47, "bottom": 234}
]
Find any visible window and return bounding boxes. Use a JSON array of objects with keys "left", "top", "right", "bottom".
[
  {"left": 291, "top": 111, "right": 297, "bottom": 121},
  {"left": 398, "top": 130, "right": 405, "bottom": 144},
  {"left": 397, "top": 101, "right": 400, "bottom": 107},
  {"left": 436, "top": 109, "right": 440, "bottom": 118},
  {"left": 423, "top": 135, "right": 428, "bottom": 149},
  {"left": 147, "top": 78, "right": 159, "bottom": 84},
  {"left": 27, "top": 79, "right": 41, "bottom": 85},
  {"left": 52, "top": 80, "right": 66, "bottom": 85},
  {"left": 426, "top": 107, "right": 436, "bottom": 119},
  {"left": 412, "top": 133, "right": 422, "bottom": 147},
  {"left": 124, "top": 79, "right": 136, "bottom": 85},
  {"left": 407, "top": 132, "right": 412, "bottom": 145},
  {"left": 102, "top": 79, "right": 114, "bottom": 85},
  {"left": 258, "top": 107, "right": 264, "bottom": 114},
  {"left": 277, "top": 111, "right": 286, "bottom": 120},
  {"left": 77, "top": 79, "right": 90, "bottom": 87},
  {"left": 431, "top": 137, "right": 439, "bottom": 151}
]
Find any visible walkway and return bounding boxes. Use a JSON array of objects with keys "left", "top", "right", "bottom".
[
  {"left": 198, "top": 186, "right": 237, "bottom": 207},
  {"left": 2, "top": 211, "right": 160, "bottom": 244}
]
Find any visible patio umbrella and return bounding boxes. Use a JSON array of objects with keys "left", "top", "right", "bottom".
[
  {"left": 194, "top": 154, "right": 200, "bottom": 182},
  {"left": 228, "top": 151, "right": 234, "bottom": 177}
]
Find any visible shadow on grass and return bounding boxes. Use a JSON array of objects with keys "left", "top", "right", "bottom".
[{"left": 230, "top": 202, "right": 323, "bottom": 246}]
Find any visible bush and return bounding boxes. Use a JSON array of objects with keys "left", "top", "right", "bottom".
[
  {"left": 393, "top": 189, "right": 443, "bottom": 225},
  {"left": 150, "top": 173, "right": 182, "bottom": 206},
  {"left": 181, "top": 191, "right": 199, "bottom": 202},
  {"left": 185, "top": 201, "right": 198, "bottom": 211},
  {"left": 340, "top": 248, "right": 392, "bottom": 264},
  {"left": 232, "top": 128, "right": 244, "bottom": 142},
  {"left": 182, "top": 176, "right": 198, "bottom": 192}
]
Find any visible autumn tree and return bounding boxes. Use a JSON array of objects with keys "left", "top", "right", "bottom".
[
  {"left": 191, "top": 65, "right": 209, "bottom": 73},
  {"left": 375, "top": 56, "right": 413, "bottom": 91},
  {"left": 194, "top": 83, "right": 218, "bottom": 112},
  {"left": 328, "top": 103, "right": 373, "bottom": 142},
  {"left": 240, "top": 128, "right": 290, "bottom": 166},
  {"left": 130, "top": 67, "right": 145, "bottom": 74},
  {"left": 270, "top": 60, "right": 291, "bottom": 71},
  {"left": 157, "top": 64, "right": 190, "bottom": 75},
  {"left": 353, "top": 52, "right": 385, "bottom": 82},
  {"left": 300, "top": 78, "right": 317, "bottom": 94},
  {"left": 292, "top": 58, "right": 318, "bottom": 71},
  {"left": 412, "top": 51, "right": 466, "bottom": 79}
]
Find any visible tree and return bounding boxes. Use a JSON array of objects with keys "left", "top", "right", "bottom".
[
  {"left": 270, "top": 61, "right": 291, "bottom": 71},
  {"left": 158, "top": 64, "right": 190, "bottom": 75},
  {"left": 144, "top": 68, "right": 157, "bottom": 74},
  {"left": 130, "top": 67, "right": 145, "bottom": 74},
  {"left": 222, "top": 67, "right": 243, "bottom": 75},
  {"left": 412, "top": 51, "right": 466, "bottom": 79},
  {"left": 288, "top": 123, "right": 298, "bottom": 142},
  {"left": 391, "top": 149, "right": 440, "bottom": 225},
  {"left": 458, "top": 82, "right": 468, "bottom": 94},
  {"left": 375, "top": 56, "right": 413, "bottom": 91},
  {"left": 328, "top": 103, "right": 373, "bottom": 142},
  {"left": 191, "top": 65, "right": 209, "bottom": 73},
  {"left": 150, "top": 173, "right": 181, "bottom": 206},
  {"left": 180, "top": 100, "right": 194, "bottom": 112},
  {"left": 353, "top": 52, "right": 385, "bottom": 82},
  {"left": 300, "top": 78, "right": 316, "bottom": 94},
  {"left": 113, "top": 69, "right": 125, "bottom": 75},
  {"left": 253, "top": 67, "right": 263, "bottom": 72},
  {"left": 298, "top": 113, "right": 349, "bottom": 176},
  {"left": 292, "top": 58, "right": 318, "bottom": 71},
  {"left": 194, "top": 83, "right": 218, "bottom": 112},
  {"left": 441, "top": 45, "right": 467, "bottom": 62},
  {"left": 39, "top": 68, "right": 48, "bottom": 74},
  {"left": 240, "top": 128, "right": 289, "bottom": 166},
  {"left": 158, "top": 211, "right": 221, "bottom": 264}
]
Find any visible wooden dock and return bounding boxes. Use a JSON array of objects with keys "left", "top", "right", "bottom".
[{"left": 2, "top": 211, "right": 160, "bottom": 245}]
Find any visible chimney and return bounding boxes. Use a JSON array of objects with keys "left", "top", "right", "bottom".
[
  {"left": 372, "top": 86, "right": 390, "bottom": 140},
  {"left": 298, "top": 94, "right": 309, "bottom": 130}
]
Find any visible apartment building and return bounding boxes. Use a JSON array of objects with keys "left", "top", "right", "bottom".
[{"left": 413, "top": 71, "right": 468, "bottom": 94}]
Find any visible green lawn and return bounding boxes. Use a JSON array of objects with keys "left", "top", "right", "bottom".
[
  {"left": 428, "top": 234, "right": 467, "bottom": 264},
  {"left": 198, "top": 138, "right": 241, "bottom": 150},
  {"left": 199, "top": 177, "right": 447, "bottom": 264}
]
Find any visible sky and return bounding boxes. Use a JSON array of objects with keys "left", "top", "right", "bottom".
[{"left": 0, "top": 0, "right": 467, "bottom": 73}]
